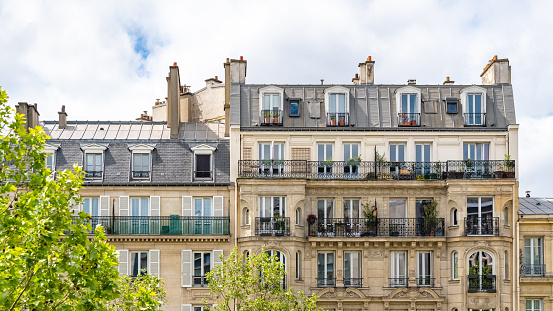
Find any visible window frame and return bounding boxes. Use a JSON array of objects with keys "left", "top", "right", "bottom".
[
  {"left": 343, "top": 251, "right": 362, "bottom": 287},
  {"left": 128, "top": 144, "right": 155, "bottom": 181},
  {"left": 526, "top": 298, "right": 543, "bottom": 311},
  {"left": 259, "top": 86, "right": 284, "bottom": 112},
  {"left": 324, "top": 86, "right": 350, "bottom": 114},
  {"left": 191, "top": 144, "right": 216, "bottom": 181},
  {"left": 416, "top": 251, "right": 433, "bottom": 286},
  {"left": 395, "top": 86, "right": 422, "bottom": 115},
  {"left": 43, "top": 143, "right": 59, "bottom": 175},
  {"left": 317, "top": 251, "right": 335, "bottom": 287},
  {"left": 193, "top": 252, "right": 211, "bottom": 287},
  {"left": 390, "top": 251, "right": 408, "bottom": 287},
  {"left": 524, "top": 237, "right": 544, "bottom": 276},
  {"left": 452, "top": 251, "right": 459, "bottom": 280},
  {"left": 259, "top": 196, "right": 286, "bottom": 218},
  {"left": 130, "top": 251, "right": 148, "bottom": 277},
  {"left": 461, "top": 86, "right": 487, "bottom": 126}
]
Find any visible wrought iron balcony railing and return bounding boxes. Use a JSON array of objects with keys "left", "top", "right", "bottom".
[
  {"left": 255, "top": 217, "right": 290, "bottom": 236},
  {"left": 261, "top": 109, "right": 283, "bottom": 125},
  {"left": 238, "top": 160, "right": 515, "bottom": 180},
  {"left": 308, "top": 218, "right": 445, "bottom": 238},
  {"left": 343, "top": 278, "right": 362, "bottom": 287},
  {"left": 85, "top": 171, "right": 103, "bottom": 179},
  {"left": 317, "top": 277, "right": 336, "bottom": 287},
  {"left": 132, "top": 170, "right": 150, "bottom": 179},
  {"left": 73, "top": 216, "right": 230, "bottom": 235},
  {"left": 193, "top": 276, "right": 209, "bottom": 287},
  {"left": 327, "top": 112, "right": 349, "bottom": 127},
  {"left": 468, "top": 275, "right": 496, "bottom": 293},
  {"left": 398, "top": 113, "right": 421, "bottom": 126},
  {"left": 464, "top": 113, "right": 486, "bottom": 126},
  {"left": 464, "top": 217, "right": 499, "bottom": 236},
  {"left": 416, "top": 277, "right": 435, "bottom": 287},
  {"left": 194, "top": 170, "right": 212, "bottom": 180},
  {"left": 521, "top": 264, "right": 546, "bottom": 276},
  {"left": 389, "top": 277, "right": 408, "bottom": 287}
]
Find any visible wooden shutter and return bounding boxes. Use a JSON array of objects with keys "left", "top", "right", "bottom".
[
  {"left": 117, "top": 249, "right": 129, "bottom": 276},
  {"left": 213, "top": 196, "right": 224, "bottom": 217},
  {"left": 149, "top": 196, "right": 160, "bottom": 217},
  {"left": 213, "top": 250, "right": 223, "bottom": 271},
  {"left": 99, "top": 196, "right": 110, "bottom": 216},
  {"left": 182, "top": 196, "right": 192, "bottom": 216},
  {"left": 119, "top": 196, "right": 129, "bottom": 216},
  {"left": 181, "top": 305, "right": 191, "bottom": 311},
  {"left": 148, "top": 249, "right": 160, "bottom": 277},
  {"left": 181, "top": 250, "right": 192, "bottom": 287}
]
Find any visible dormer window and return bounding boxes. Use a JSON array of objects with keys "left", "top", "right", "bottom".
[
  {"left": 396, "top": 86, "right": 421, "bottom": 126},
  {"left": 191, "top": 144, "right": 217, "bottom": 181},
  {"left": 259, "top": 86, "right": 284, "bottom": 126},
  {"left": 81, "top": 143, "right": 107, "bottom": 180},
  {"left": 324, "top": 86, "right": 350, "bottom": 127},
  {"left": 128, "top": 144, "right": 155, "bottom": 181},
  {"left": 461, "top": 86, "right": 487, "bottom": 126},
  {"left": 43, "top": 144, "right": 60, "bottom": 175}
]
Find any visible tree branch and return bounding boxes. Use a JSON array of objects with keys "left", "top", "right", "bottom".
[{"left": 9, "top": 269, "right": 36, "bottom": 311}]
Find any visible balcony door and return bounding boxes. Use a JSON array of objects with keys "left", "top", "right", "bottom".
[
  {"left": 389, "top": 200, "right": 407, "bottom": 236},
  {"left": 466, "top": 197, "right": 494, "bottom": 235},
  {"left": 468, "top": 250, "right": 495, "bottom": 292},
  {"left": 415, "top": 144, "right": 431, "bottom": 176},
  {"left": 464, "top": 143, "right": 490, "bottom": 178},
  {"left": 344, "top": 252, "right": 361, "bottom": 287},
  {"left": 343, "top": 144, "right": 360, "bottom": 177},
  {"left": 317, "top": 252, "right": 335, "bottom": 287},
  {"left": 131, "top": 198, "right": 149, "bottom": 234},
  {"left": 390, "top": 251, "right": 407, "bottom": 287},
  {"left": 259, "top": 143, "right": 284, "bottom": 176},
  {"left": 317, "top": 144, "right": 333, "bottom": 177},
  {"left": 416, "top": 200, "right": 432, "bottom": 236},
  {"left": 524, "top": 237, "right": 544, "bottom": 276},
  {"left": 194, "top": 198, "right": 212, "bottom": 234},
  {"left": 389, "top": 144, "right": 405, "bottom": 175},
  {"left": 466, "top": 93, "right": 483, "bottom": 125},
  {"left": 417, "top": 251, "right": 432, "bottom": 286}
]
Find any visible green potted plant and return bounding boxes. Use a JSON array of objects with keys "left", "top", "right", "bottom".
[
  {"left": 264, "top": 112, "right": 271, "bottom": 124},
  {"left": 423, "top": 200, "right": 438, "bottom": 236},
  {"left": 361, "top": 202, "right": 378, "bottom": 236},
  {"left": 320, "top": 157, "right": 333, "bottom": 166},
  {"left": 338, "top": 115, "right": 345, "bottom": 126},
  {"left": 272, "top": 111, "right": 280, "bottom": 124},
  {"left": 504, "top": 154, "right": 515, "bottom": 178},
  {"left": 274, "top": 214, "right": 285, "bottom": 235},
  {"left": 347, "top": 155, "right": 362, "bottom": 166},
  {"left": 330, "top": 115, "right": 336, "bottom": 126}
]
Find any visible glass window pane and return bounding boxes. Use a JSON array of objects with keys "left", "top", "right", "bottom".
[
  {"left": 317, "top": 200, "right": 325, "bottom": 220},
  {"left": 204, "top": 199, "right": 211, "bottom": 217},
  {"left": 194, "top": 253, "right": 202, "bottom": 276},
  {"left": 468, "top": 95, "right": 474, "bottom": 114},
  {"left": 131, "top": 198, "right": 140, "bottom": 216},
  {"left": 463, "top": 144, "right": 468, "bottom": 160},
  {"left": 317, "top": 253, "right": 325, "bottom": 279},
  {"left": 273, "top": 94, "right": 280, "bottom": 110},
  {"left": 390, "top": 145, "right": 396, "bottom": 162},
  {"left": 467, "top": 198, "right": 479, "bottom": 218},
  {"left": 195, "top": 199, "right": 203, "bottom": 216},
  {"left": 330, "top": 94, "right": 336, "bottom": 113},
  {"left": 83, "top": 198, "right": 90, "bottom": 214},
  {"left": 318, "top": 144, "right": 324, "bottom": 161},
  {"left": 344, "top": 145, "right": 351, "bottom": 160},
  {"left": 141, "top": 198, "right": 148, "bottom": 216},
  {"left": 326, "top": 200, "right": 334, "bottom": 219},
  {"left": 475, "top": 94, "right": 481, "bottom": 113},
  {"left": 401, "top": 94, "right": 407, "bottom": 113},
  {"left": 204, "top": 253, "right": 211, "bottom": 274},
  {"left": 131, "top": 253, "right": 139, "bottom": 276},
  {"left": 398, "top": 145, "right": 404, "bottom": 162},
  {"left": 389, "top": 200, "right": 406, "bottom": 218},
  {"left": 140, "top": 252, "right": 147, "bottom": 274},
  {"left": 92, "top": 198, "right": 98, "bottom": 216},
  {"left": 264, "top": 95, "right": 270, "bottom": 110},
  {"left": 196, "top": 155, "right": 211, "bottom": 172},
  {"left": 424, "top": 145, "right": 430, "bottom": 162},
  {"left": 338, "top": 94, "right": 345, "bottom": 113},
  {"left": 481, "top": 197, "right": 493, "bottom": 217},
  {"left": 87, "top": 154, "right": 93, "bottom": 171},
  {"left": 416, "top": 145, "right": 421, "bottom": 162},
  {"left": 352, "top": 144, "right": 358, "bottom": 158},
  {"left": 410, "top": 94, "right": 416, "bottom": 113},
  {"left": 326, "top": 145, "right": 332, "bottom": 160}
]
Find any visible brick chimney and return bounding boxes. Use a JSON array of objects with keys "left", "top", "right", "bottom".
[
  {"left": 481, "top": 55, "right": 511, "bottom": 85},
  {"left": 15, "top": 102, "right": 40, "bottom": 130},
  {"left": 358, "top": 56, "right": 375, "bottom": 84},
  {"left": 352, "top": 73, "right": 360, "bottom": 85},
  {"left": 443, "top": 77, "right": 455, "bottom": 85},
  {"left": 167, "top": 62, "right": 181, "bottom": 138},
  {"left": 58, "top": 105, "right": 67, "bottom": 129},
  {"left": 224, "top": 56, "right": 247, "bottom": 137}
]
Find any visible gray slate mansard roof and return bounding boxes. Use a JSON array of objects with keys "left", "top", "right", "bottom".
[
  {"left": 41, "top": 121, "right": 230, "bottom": 186},
  {"left": 232, "top": 84, "right": 516, "bottom": 130},
  {"left": 519, "top": 197, "right": 553, "bottom": 215}
]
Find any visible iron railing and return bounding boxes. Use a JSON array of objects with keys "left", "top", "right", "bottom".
[
  {"left": 327, "top": 113, "right": 349, "bottom": 127},
  {"left": 464, "top": 217, "right": 499, "bottom": 236},
  {"left": 344, "top": 278, "right": 362, "bottom": 287},
  {"left": 193, "top": 276, "right": 209, "bottom": 287},
  {"left": 308, "top": 218, "right": 445, "bottom": 238},
  {"left": 468, "top": 275, "right": 496, "bottom": 293},
  {"left": 521, "top": 264, "right": 546, "bottom": 276},
  {"left": 261, "top": 109, "right": 283, "bottom": 125},
  {"left": 85, "top": 171, "right": 103, "bottom": 178},
  {"left": 238, "top": 160, "right": 515, "bottom": 180},
  {"left": 389, "top": 277, "right": 408, "bottom": 287},
  {"left": 317, "top": 277, "right": 336, "bottom": 287},
  {"left": 416, "top": 277, "right": 435, "bottom": 287},
  {"left": 255, "top": 217, "right": 290, "bottom": 236},
  {"left": 74, "top": 216, "right": 230, "bottom": 235},
  {"left": 464, "top": 113, "right": 486, "bottom": 126},
  {"left": 132, "top": 171, "right": 150, "bottom": 179},
  {"left": 194, "top": 170, "right": 212, "bottom": 180},
  {"left": 398, "top": 113, "right": 421, "bottom": 126}
]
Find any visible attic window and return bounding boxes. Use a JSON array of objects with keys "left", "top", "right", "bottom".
[
  {"left": 445, "top": 97, "right": 458, "bottom": 114},
  {"left": 289, "top": 98, "right": 300, "bottom": 117}
]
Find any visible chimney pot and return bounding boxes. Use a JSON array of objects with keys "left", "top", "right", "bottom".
[
  {"left": 226, "top": 58, "right": 230, "bottom": 63},
  {"left": 173, "top": 62, "right": 177, "bottom": 66},
  {"left": 367, "top": 56, "right": 372, "bottom": 62},
  {"left": 58, "top": 105, "right": 67, "bottom": 129},
  {"left": 446, "top": 77, "right": 450, "bottom": 81},
  {"left": 407, "top": 79, "right": 416, "bottom": 85},
  {"left": 240, "top": 56, "right": 243, "bottom": 60},
  {"left": 320, "top": 79, "right": 324, "bottom": 85},
  {"left": 355, "top": 73, "right": 359, "bottom": 79}
]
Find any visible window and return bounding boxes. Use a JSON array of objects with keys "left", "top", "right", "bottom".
[
  {"left": 193, "top": 252, "right": 211, "bottom": 287},
  {"left": 265, "top": 250, "right": 286, "bottom": 287},
  {"left": 259, "top": 86, "right": 284, "bottom": 125},
  {"left": 82, "top": 198, "right": 99, "bottom": 216},
  {"left": 504, "top": 250, "right": 509, "bottom": 280},
  {"left": 130, "top": 198, "right": 150, "bottom": 234},
  {"left": 289, "top": 98, "right": 300, "bottom": 117},
  {"left": 259, "top": 197, "right": 285, "bottom": 218},
  {"left": 390, "top": 251, "right": 407, "bottom": 287},
  {"left": 417, "top": 251, "right": 433, "bottom": 286},
  {"left": 463, "top": 143, "right": 489, "bottom": 161},
  {"left": 324, "top": 86, "right": 349, "bottom": 126},
  {"left": 244, "top": 208, "right": 250, "bottom": 225},
  {"left": 85, "top": 153, "right": 102, "bottom": 178},
  {"left": 523, "top": 237, "right": 544, "bottom": 276},
  {"left": 468, "top": 250, "right": 495, "bottom": 293},
  {"left": 132, "top": 153, "right": 150, "bottom": 179},
  {"left": 191, "top": 144, "right": 216, "bottom": 181},
  {"left": 317, "top": 252, "right": 335, "bottom": 287},
  {"left": 396, "top": 86, "right": 421, "bottom": 126},
  {"left": 344, "top": 251, "right": 361, "bottom": 287},
  {"left": 258, "top": 142, "right": 284, "bottom": 177},
  {"left": 194, "top": 198, "right": 212, "bottom": 217},
  {"left": 296, "top": 251, "right": 301, "bottom": 280},
  {"left": 389, "top": 144, "right": 405, "bottom": 162},
  {"left": 317, "top": 199, "right": 334, "bottom": 224},
  {"left": 452, "top": 252, "right": 459, "bottom": 280},
  {"left": 130, "top": 251, "right": 148, "bottom": 277},
  {"left": 451, "top": 208, "right": 458, "bottom": 226},
  {"left": 461, "top": 86, "right": 486, "bottom": 126},
  {"left": 466, "top": 197, "right": 495, "bottom": 235},
  {"left": 317, "top": 143, "right": 333, "bottom": 177},
  {"left": 46, "top": 152, "right": 55, "bottom": 172},
  {"left": 295, "top": 208, "right": 301, "bottom": 225},
  {"left": 526, "top": 299, "right": 543, "bottom": 311},
  {"left": 343, "top": 143, "right": 360, "bottom": 177},
  {"left": 258, "top": 197, "right": 286, "bottom": 235},
  {"left": 343, "top": 199, "right": 360, "bottom": 219},
  {"left": 445, "top": 97, "right": 458, "bottom": 113}
]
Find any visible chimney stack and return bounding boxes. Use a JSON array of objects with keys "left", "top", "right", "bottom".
[
  {"left": 481, "top": 55, "right": 511, "bottom": 85},
  {"left": 224, "top": 56, "right": 248, "bottom": 137},
  {"left": 407, "top": 79, "right": 416, "bottom": 85},
  {"left": 352, "top": 73, "right": 360, "bottom": 85},
  {"left": 58, "top": 105, "right": 67, "bottom": 129},
  {"left": 15, "top": 102, "right": 40, "bottom": 130},
  {"left": 167, "top": 62, "right": 181, "bottom": 138},
  {"left": 443, "top": 76, "right": 455, "bottom": 85},
  {"left": 358, "top": 56, "right": 375, "bottom": 84}
]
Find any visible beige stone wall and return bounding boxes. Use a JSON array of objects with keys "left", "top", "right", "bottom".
[{"left": 190, "top": 82, "right": 225, "bottom": 122}]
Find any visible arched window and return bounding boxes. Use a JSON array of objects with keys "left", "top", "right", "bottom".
[
  {"left": 452, "top": 252, "right": 459, "bottom": 280},
  {"left": 468, "top": 250, "right": 495, "bottom": 292},
  {"left": 296, "top": 208, "right": 301, "bottom": 225},
  {"left": 265, "top": 250, "right": 287, "bottom": 288},
  {"left": 504, "top": 250, "right": 509, "bottom": 280},
  {"left": 451, "top": 208, "right": 458, "bottom": 226},
  {"left": 296, "top": 251, "right": 302, "bottom": 280},
  {"left": 504, "top": 206, "right": 509, "bottom": 226},
  {"left": 244, "top": 208, "right": 250, "bottom": 225}
]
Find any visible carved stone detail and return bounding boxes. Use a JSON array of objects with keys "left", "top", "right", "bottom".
[{"left": 468, "top": 296, "right": 497, "bottom": 309}]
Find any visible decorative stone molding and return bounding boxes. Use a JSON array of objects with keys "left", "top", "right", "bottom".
[
  {"left": 318, "top": 287, "right": 366, "bottom": 300},
  {"left": 107, "top": 236, "right": 230, "bottom": 243},
  {"left": 468, "top": 295, "right": 497, "bottom": 309}
]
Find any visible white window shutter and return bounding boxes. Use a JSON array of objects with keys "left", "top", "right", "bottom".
[
  {"left": 150, "top": 196, "right": 160, "bottom": 217},
  {"left": 213, "top": 250, "right": 223, "bottom": 271},
  {"left": 181, "top": 304, "right": 191, "bottom": 311},
  {"left": 119, "top": 196, "right": 129, "bottom": 216},
  {"left": 213, "top": 196, "right": 224, "bottom": 217},
  {"left": 182, "top": 196, "right": 192, "bottom": 216},
  {"left": 148, "top": 249, "right": 160, "bottom": 277},
  {"left": 181, "top": 250, "right": 192, "bottom": 287},
  {"left": 118, "top": 249, "right": 129, "bottom": 276},
  {"left": 99, "top": 196, "right": 110, "bottom": 216},
  {"left": 69, "top": 198, "right": 79, "bottom": 216}
]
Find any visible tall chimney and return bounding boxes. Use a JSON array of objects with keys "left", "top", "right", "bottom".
[
  {"left": 358, "top": 56, "right": 375, "bottom": 84},
  {"left": 481, "top": 55, "right": 511, "bottom": 85},
  {"left": 58, "top": 105, "right": 67, "bottom": 129},
  {"left": 167, "top": 63, "right": 181, "bottom": 138},
  {"left": 224, "top": 56, "right": 247, "bottom": 137},
  {"left": 15, "top": 102, "right": 40, "bottom": 130},
  {"left": 443, "top": 76, "right": 455, "bottom": 85}
]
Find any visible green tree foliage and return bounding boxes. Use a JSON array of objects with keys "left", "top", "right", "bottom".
[
  {"left": 0, "top": 86, "right": 166, "bottom": 310},
  {"left": 204, "top": 246, "right": 321, "bottom": 311}
]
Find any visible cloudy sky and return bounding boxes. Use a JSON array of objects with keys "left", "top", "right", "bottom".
[{"left": 1, "top": 0, "right": 552, "bottom": 196}]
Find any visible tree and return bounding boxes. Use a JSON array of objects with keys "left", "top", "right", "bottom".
[
  {"left": 0, "top": 86, "right": 166, "bottom": 310},
  {"left": 204, "top": 246, "right": 321, "bottom": 311}
]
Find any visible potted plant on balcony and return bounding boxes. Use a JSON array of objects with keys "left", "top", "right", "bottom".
[
  {"left": 399, "top": 113, "right": 409, "bottom": 126},
  {"left": 264, "top": 112, "right": 271, "bottom": 124},
  {"left": 320, "top": 157, "right": 333, "bottom": 166},
  {"left": 347, "top": 155, "right": 362, "bottom": 166},
  {"left": 272, "top": 111, "right": 280, "bottom": 124},
  {"left": 361, "top": 202, "right": 378, "bottom": 237},
  {"left": 494, "top": 162, "right": 505, "bottom": 179},
  {"left": 465, "top": 158, "right": 474, "bottom": 179},
  {"left": 504, "top": 154, "right": 515, "bottom": 178},
  {"left": 330, "top": 115, "right": 336, "bottom": 126},
  {"left": 338, "top": 116, "right": 345, "bottom": 126},
  {"left": 274, "top": 214, "right": 285, "bottom": 236},
  {"left": 423, "top": 200, "right": 438, "bottom": 236}
]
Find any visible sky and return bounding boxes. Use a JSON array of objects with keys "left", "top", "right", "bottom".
[{"left": 0, "top": 0, "right": 552, "bottom": 196}]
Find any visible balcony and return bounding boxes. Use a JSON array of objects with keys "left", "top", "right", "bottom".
[
  {"left": 193, "top": 275, "right": 209, "bottom": 287},
  {"left": 416, "top": 277, "right": 435, "bottom": 287},
  {"left": 389, "top": 277, "right": 408, "bottom": 287},
  {"left": 261, "top": 109, "right": 282, "bottom": 126},
  {"left": 85, "top": 171, "right": 103, "bottom": 180},
  {"left": 464, "top": 217, "right": 499, "bottom": 236},
  {"left": 326, "top": 113, "right": 349, "bottom": 127},
  {"left": 255, "top": 217, "right": 290, "bottom": 236},
  {"left": 468, "top": 275, "right": 496, "bottom": 293},
  {"left": 238, "top": 160, "right": 515, "bottom": 180},
  {"left": 344, "top": 278, "right": 362, "bottom": 287},
  {"left": 132, "top": 170, "right": 150, "bottom": 180},
  {"left": 308, "top": 218, "right": 445, "bottom": 238},
  {"left": 464, "top": 113, "right": 486, "bottom": 126},
  {"left": 521, "top": 264, "right": 546, "bottom": 277},
  {"left": 317, "top": 277, "right": 336, "bottom": 287},
  {"left": 75, "top": 216, "right": 230, "bottom": 235},
  {"left": 194, "top": 170, "right": 212, "bottom": 180},
  {"left": 398, "top": 113, "right": 421, "bottom": 126}
]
